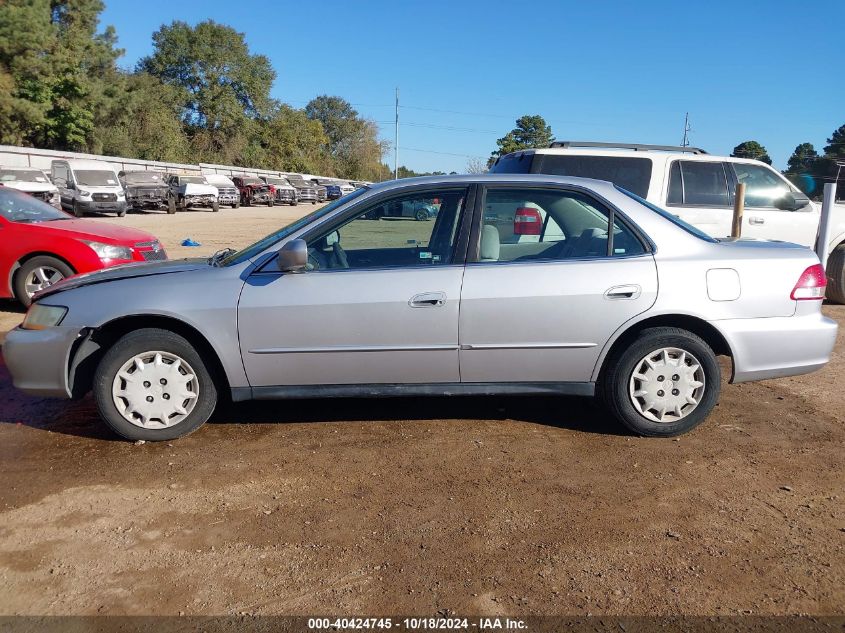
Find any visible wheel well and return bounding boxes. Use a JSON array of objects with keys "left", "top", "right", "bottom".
[
  {"left": 9, "top": 252, "right": 77, "bottom": 294},
  {"left": 598, "top": 314, "right": 734, "bottom": 382},
  {"left": 68, "top": 315, "right": 231, "bottom": 400}
]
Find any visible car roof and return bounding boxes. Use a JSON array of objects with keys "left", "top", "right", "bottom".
[
  {"left": 365, "top": 172, "right": 618, "bottom": 194},
  {"left": 520, "top": 145, "right": 773, "bottom": 167},
  {"left": 55, "top": 158, "right": 117, "bottom": 170}
]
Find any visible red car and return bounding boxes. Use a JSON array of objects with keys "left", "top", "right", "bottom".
[{"left": 0, "top": 186, "right": 167, "bottom": 306}]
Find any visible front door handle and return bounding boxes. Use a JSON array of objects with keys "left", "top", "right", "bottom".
[
  {"left": 409, "top": 291, "right": 446, "bottom": 308},
  {"left": 605, "top": 284, "right": 641, "bottom": 300},
  {"left": 749, "top": 217, "right": 765, "bottom": 225}
]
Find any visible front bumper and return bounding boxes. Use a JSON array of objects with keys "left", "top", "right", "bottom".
[
  {"left": 274, "top": 191, "right": 296, "bottom": 203},
  {"left": 218, "top": 194, "right": 239, "bottom": 205},
  {"left": 77, "top": 199, "right": 128, "bottom": 213},
  {"left": 128, "top": 196, "right": 167, "bottom": 209},
  {"left": 184, "top": 195, "right": 217, "bottom": 207},
  {"left": 2, "top": 325, "right": 82, "bottom": 398},
  {"left": 714, "top": 312, "right": 838, "bottom": 383}
]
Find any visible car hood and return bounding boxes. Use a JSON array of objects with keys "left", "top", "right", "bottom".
[
  {"left": 5, "top": 181, "right": 58, "bottom": 193},
  {"left": 182, "top": 183, "right": 218, "bottom": 195},
  {"left": 29, "top": 218, "right": 159, "bottom": 244},
  {"left": 35, "top": 258, "right": 208, "bottom": 302}
]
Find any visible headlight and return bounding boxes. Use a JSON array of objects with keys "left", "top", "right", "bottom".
[
  {"left": 82, "top": 240, "right": 134, "bottom": 260},
  {"left": 21, "top": 304, "right": 68, "bottom": 330},
  {"left": 78, "top": 190, "right": 91, "bottom": 197},
  {"left": 117, "top": 191, "right": 125, "bottom": 198},
  {"left": 50, "top": 192, "right": 60, "bottom": 204}
]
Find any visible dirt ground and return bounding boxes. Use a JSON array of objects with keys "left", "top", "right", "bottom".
[{"left": 0, "top": 206, "right": 843, "bottom": 617}]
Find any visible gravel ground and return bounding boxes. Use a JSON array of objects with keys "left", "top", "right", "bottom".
[{"left": 0, "top": 206, "right": 843, "bottom": 617}]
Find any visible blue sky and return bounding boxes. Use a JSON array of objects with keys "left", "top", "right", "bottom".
[{"left": 101, "top": 0, "right": 845, "bottom": 173}]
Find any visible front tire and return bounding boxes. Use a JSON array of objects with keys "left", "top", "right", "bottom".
[
  {"left": 415, "top": 209, "right": 428, "bottom": 221},
  {"left": 73, "top": 201, "right": 85, "bottom": 217},
  {"left": 93, "top": 328, "right": 217, "bottom": 441},
  {"left": 167, "top": 197, "right": 177, "bottom": 214},
  {"left": 826, "top": 245, "right": 845, "bottom": 304},
  {"left": 212, "top": 201, "right": 220, "bottom": 213},
  {"left": 14, "top": 256, "right": 74, "bottom": 307},
  {"left": 601, "top": 327, "right": 720, "bottom": 437},
  {"left": 268, "top": 198, "right": 274, "bottom": 207}
]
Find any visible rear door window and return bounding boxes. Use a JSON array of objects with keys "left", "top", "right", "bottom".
[
  {"left": 533, "top": 155, "right": 653, "bottom": 198},
  {"left": 667, "top": 161, "right": 731, "bottom": 207}
]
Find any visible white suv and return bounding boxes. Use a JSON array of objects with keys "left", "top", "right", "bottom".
[{"left": 489, "top": 141, "right": 845, "bottom": 302}]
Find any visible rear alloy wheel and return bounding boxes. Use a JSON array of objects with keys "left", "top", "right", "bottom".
[
  {"left": 14, "top": 256, "right": 74, "bottom": 306},
  {"left": 93, "top": 328, "right": 217, "bottom": 441},
  {"left": 601, "top": 327, "right": 720, "bottom": 437},
  {"left": 826, "top": 244, "right": 845, "bottom": 304}
]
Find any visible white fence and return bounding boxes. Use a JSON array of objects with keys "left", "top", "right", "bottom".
[{"left": 0, "top": 144, "right": 331, "bottom": 182}]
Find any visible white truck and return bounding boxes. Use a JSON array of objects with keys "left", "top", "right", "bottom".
[
  {"left": 490, "top": 141, "right": 845, "bottom": 302},
  {"left": 0, "top": 167, "right": 60, "bottom": 208}
]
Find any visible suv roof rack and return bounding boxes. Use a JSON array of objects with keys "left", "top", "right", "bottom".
[{"left": 549, "top": 141, "right": 708, "bottom": 155}]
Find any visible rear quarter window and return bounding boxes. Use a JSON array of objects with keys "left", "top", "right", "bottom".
[
  {"left": 535, "top": 155, "right": 653, "bottom": 198},
  {"left": 488, "top": 152, "right": 535, "bottom": 174}
]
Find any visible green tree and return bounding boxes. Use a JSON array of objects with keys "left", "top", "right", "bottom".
[
  {"left": 783, "top": 142, "right": 820, "bottom": 195},
  {"left": 731, "top": 140, "right": 772, "bottom": 165},
  {"left": 305, "top": 96, "right": 387, "bottom": 180},
  {"left": 489, "top": 114, "right": 553, "bottom": 164},
  {"left": 0, "top": 0, "right": 123, "bottom": 150},
  {"left": 139, "top": 20, "right": 275, "bottom": 163},
  {"left": 96, "top": 72, "right": 190, "bottom": 162},
  {"left": 824, "top": 124, "right": 845, "bottom": 159},
  {"left": 262, "top": 104, "right": 330, "bottom": 174}
]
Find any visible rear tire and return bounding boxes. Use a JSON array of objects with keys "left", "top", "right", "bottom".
[
  {"left": 826, "top": 245, "right": 845, "bottom": 304},
  {"left": 93, "top": 328, "right": 217, "bottom": 441},
  {"left": 601, "top": 327, "right": 720, "bottom": 437},
  {"left": 415, "top": 209, "right": 428, "bottom": 221},
  {"left": 14, "top": 256, "right": 74, "bottom": 307}
]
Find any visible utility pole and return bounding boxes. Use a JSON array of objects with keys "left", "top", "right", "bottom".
[
  {"left": 681, "top": 112, "right": 690, "bottom": 147},
  {"left": 394, "top": 87, "right": 399, "bottom": 180}
]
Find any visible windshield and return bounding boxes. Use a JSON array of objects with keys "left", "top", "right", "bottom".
[
  {"left": 0, "top": 169, "right": 49, "bottom": 183},
  {"left": 0, "top": 187, "right": 69, "bottom": 222},
  {"left": 220, "top": 188, "right": 368, "bottom": 266},
  {"left": 243, "top": 177, "right": 263, "bottom": 185},
  {"left": 264, "top": 178, "right": 289, "bottom": 186},
  {"left": 180, "top": 176, "right": 208, "bottom": 184},
  {"left": 74, "top": 170, "right": 119, "bottom": 187},
  {"left": 123, "top": 171, "right": 165, "bottom": 184},
  {"left": 615, "top": 185, "right": 717, "bottom": 243}
]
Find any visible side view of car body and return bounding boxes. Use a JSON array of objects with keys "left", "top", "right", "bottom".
[
  {"left": 167, "top": 174, "right": 219, "bottom": 212},
  {"left": 203, "top": 174, "right": 240, "bottom": 209},
  {"left": 0, "top": 167, "right": 61, "bottom": 208},
  {"left": 119, "top": 170, "right": 170, "bottom": 213},
  {"left": 52, "top": 159, "right": 128, "bottom": 217},
  {"left": 3, "top": 174, "right": 836, "bottom": 441},
  {"left": 0, "top": 187, "right": 166, "bottom": 305}
]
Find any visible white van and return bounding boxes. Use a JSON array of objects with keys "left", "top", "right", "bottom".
[{"left": 51, "top": 159, "right": 127, "bottom": 217}]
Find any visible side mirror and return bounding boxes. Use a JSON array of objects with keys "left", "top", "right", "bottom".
[
  {"left": 67, "top": 181, "right": 75, "bottom": 190},
  {"left": 775, "top": 191, "right": 810, "bottom": 211},
  {"left": 277, "top": 239, "right": 308, "bottom": 272}
]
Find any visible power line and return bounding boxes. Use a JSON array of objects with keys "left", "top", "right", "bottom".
[{"left": 402, "top": 147, "right": 487, "bottom": 159}]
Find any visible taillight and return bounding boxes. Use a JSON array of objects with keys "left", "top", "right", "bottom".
[
  {"left": 790, "top": 264, "right": 827, "bottom": 300},
  {"left": 513, "top": 207, "right": 542, "bottom": 235}
]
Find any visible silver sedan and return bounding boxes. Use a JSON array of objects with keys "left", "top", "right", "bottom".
[{"left": 3, "top": 175, "right": 837, "bottom": 441}]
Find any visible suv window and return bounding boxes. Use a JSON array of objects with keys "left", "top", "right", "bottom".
[
  {"left": 731, "top": 163, "right": 792, "bottom": 208},
  {"left": 489, "top": 151, "right": 534, "bottom": 174},
  {"left": 667, "top": 161, "right": 730, "bottom": 207},
  {"left": 306, "top": 189, "right": 467, "bottom": 270},
  {"left": 474, "top": 188, "right": 646, "bottom": 263},
  {"left": 533, "top": 155, "right": 653, "bottom": 198}
]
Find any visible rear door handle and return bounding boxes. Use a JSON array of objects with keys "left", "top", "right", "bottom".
[
  {"left": 605, "top": 284, "right": 641, "bottom": 300},
  {"left": 409, "top": 291, "right": 446, "bottom": 307},
  {"left": 749, "top": 217, "right": 765, "bottom": 225}
]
